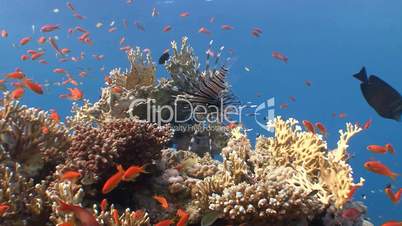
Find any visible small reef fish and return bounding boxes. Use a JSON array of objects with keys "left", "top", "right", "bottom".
[
  {"left": 31, "top": 51, "right": 45, "bottom": 60},
  {"left": 155, "top": 219, "right": 174, "bottom": 226},
  {"left": 19, "top": 36, "right": 32, "bottom": 45},
  {"left": 1, "top": 29, "right": 8, "bottom": 38},
  {"left": 367, "top": 144, "right": 394, "bottom": 155},
  {"left": 162, "top": 25, "right": 172, "bottom": 32},
  {"left": 340, "top": 208, "right": 361, "bottom": 220},
  {"left": 102, "top": 165, "right": 125, "bottom": 194},
  {"left": 53, "top": 68, "right": 66, "bottom": 74},
  {"left": 315, "top": 122, "right": 327, "bottom": 136},
  {"left": 58, "top": 200, "right": 100, "bottom": 226},
  {"left": 61, "top": 171, "right": 81, "bottom": 181},
  {"left": 180, "top": 11, "right": 189, "bottom": 17},
  {"left": 347, "top": 184, "right": 362, "bottom": 200},
  {"left": 153, "top": 195, "right": 169, "bottom": 209},
  {"left": 272, "top": 51, "right": 288, "bottom": 63},
  {"left": 353, "top": 67, "right": 402, "bottom": 121},
  {"left": 48, "top": 37, "right": 64, "bottom": 56},
  {"left": 50, "top": 109, "right": 60, "bottom": 122},
  {"left": 122, "top": 164, "right": 148, "bottom": 181},
  {"left": 0, "top": 203, "right": 10, "bottom": 216},
  {"left": 5, "top": 71, "right": 25, "bottom": 79},
  {"left": 364, "top": 160, "right": 399, "bottom": 180},
  {"left": 112, "top": 209, "right": 119, "bottom": 224},
  {"left": 382, "top": 221, "right": 402, "bottom": 226},
  {"left": 20, "top": 55, "right": 30, "bottom": 61},
  {"left": 302, "top": 120, "right": 315, "bottom": 134},
  {"left": 60, "top": 88, "right": 83, "bottom": 101},
  {"left": 176, "top": 209, "right": 189, "bottom": 226},
  {"left": 100, "top": 199, "right": 108, "bottom": 211},
  {"left": 158, "top": 50, "right": 170, "bottom": 65},
  {"left": 362, "top": 118, "right": 372, "bottom": 129},
  {"left": 23, "top": 79, "right": 43, "bottom": 94},
  {"left": 40, "top": 24, "right": 60, "bottom": 32},
  {"left": 221, "top": 24, "right": 234, "bottom": 30},
  {"left": 61, "top": 48, "right": 71, "bottom": 54},
  {"left": 37, "top": 36, "right": 46, "bottom": 44},
  {"left": 11, "top": 88, "right": 25, "bottom": 99},
  {"left": 198, "top": 27, "right": 211, "bottom": 35},
  {"left": 384, "top": 185, "right": 402, "bottom": 204}
]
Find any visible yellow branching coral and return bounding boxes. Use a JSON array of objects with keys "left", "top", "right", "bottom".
[{"left": 186, "top": 117, "right": 364, "bottom": 224}]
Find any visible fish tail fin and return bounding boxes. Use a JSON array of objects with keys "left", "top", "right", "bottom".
[
  {"left": 390, "top": 172, "right": 399, "bottom": 181},
  {"left": 353, "top": 67, "right": 368, "bottom": 82}
]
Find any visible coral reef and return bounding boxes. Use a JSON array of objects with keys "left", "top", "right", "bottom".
[{"left": 0, "top": 38, "right": 373, "bottom": 226}]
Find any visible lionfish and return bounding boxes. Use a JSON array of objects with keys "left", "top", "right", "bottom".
[{"left": 172, "top": 40, "right": 239, "bottom": 120}]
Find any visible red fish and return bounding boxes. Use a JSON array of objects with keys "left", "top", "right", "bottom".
[
  {"left": 180, "top": 12, "right": 190, "bottom": 17},
  {"left": 198, "top": 27, "right": 211, "bottom": 35},
  {"left": 367, "top": 145, "right": 393, "bottom": 154},
  {"left": 363, "top": 118, "right": 372, "bottom": 129},
  {"left": 385, "top": 144, "right": 395, "bottom": 154},
  {"left": 112, "top": 209, "right": 119, "bottom": 224},
  {"left": 53, "top": 68, "right": 66, "bottom": 74},
  {"left": 73, "top": 12, "right": 86, "bottom": 20},
  {"left": 112, "top": 86, "right": 123, "bottom": 94},
  {"left": 27, "top": 49, "right": 37, "bottom": 55},
  {"left": 272, "top": 51, "right": 288, "bottom": 63},
  {"left": 41, "top": 24, "right": 60, "bottom": 32},
  {"left": 341, "top": 208, "right": 361, "bottom": 220},
  {"left": 60, "top": 88, "right": 83, "bottom": 101},
  {"left": 108, "top": 27, "right": 117, "bottom": 33},
  {"left": 132, "top": 209, "right": 145, "bottom": 219},
  {"left": 31, "top": 51, "right": 45, "bottom": 60},
  {"left": 20, "top": 54, "right": 30, "bottom": 61},
  {"left": 48, "top": 37, "right": 64, "bottom": 56},
  {"left": 221, "top": 24, "right": 234, "bottom": 30},
  {"left": 162, "top": 25, "right": 172, "bottom": 32},
  {"left": 364, "top": 161, "right": 399, "bottom": 180},
  {"left": 100, "top": 199, "right": 108, "bottom": 212},
  {"left": 315, "top": 122, "right": 327, "bottom": 136},
  {"left": 102, "top": 165, "right": 125, "bottom": 194},
  {"left": 50, "top": 109, "right": 61, "bottom": 122},
  {"left": 346, "top": 184, "right": 362, "bottom": 200},
  {"left": 19, "top": 36, "right": 32, "bottom": 46},
  {"left": 384, "top": 185, "right": 402, "bottom": 204},
  {"left": 153, "top": 195, "right": 169, "bottom": 209},
  {"left": 119, "top": 36, "right": 125, "bottom": 45},
  {"left": 339, "top": 112, "right": 347, "bottom": 118},
  {"left": 155, "top": 219, "right": 174, "bottom": 226},
  {"left": 302, "top": 120, "right": 315, "bottom": 134},
  {"left": 61, "top": 171, "right": 81, "bottom": 181},
  {"left": 176, "top": 209, "right": 189, "bottom": 226},
  {"left": 122, "top": 164, "right": 148, "bottom": 181},
  {"left": 23, "top": 79, "right": 43, "bottom": 94},
  {"left": 58, "top": 200, "right": 100, "bottom": 226},
  {"left": 382, "top": 221, "right": 402, "bottom": 226},
  {"left": 6, "top": 71, "right": 25, "bottom": 79},
  {"left": 37, "top": 36, "right": 46, "bottom": 44},
  {"left": 61, "top": 48, "right": 71, "bottom": 54},
  {"left": 11, "top": 88, "right": 25, "bottom": 99},
  {"left": 39, "top": 59, "right": 48, "bottom": 64},
  {"left": 1, "top": 29, "right": 8, "bottom": 38},
  {"left": 0, "top": 203, "right": 10, "bottom": 216},
  {"left": 75, "top": 26, "right": 88, "bottom": 33}
]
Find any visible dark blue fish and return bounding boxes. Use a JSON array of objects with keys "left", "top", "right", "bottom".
[
  {"left": 353, "top": 67, "right": 402, "bottom": 121},
  {"left": 158, "top": 51, "right": 169, "bottom": 65}
]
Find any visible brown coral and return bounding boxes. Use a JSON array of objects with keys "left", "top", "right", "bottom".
[
  {"left": 63, "top": 118, "right": 172, "bottom": 185},
  {"left": 0, "top": 97, "right": 71, "bottom": 177}
]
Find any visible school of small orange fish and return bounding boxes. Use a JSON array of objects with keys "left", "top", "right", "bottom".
[{"left": 0, "top": 1, "right": 401, "bottom": 225}]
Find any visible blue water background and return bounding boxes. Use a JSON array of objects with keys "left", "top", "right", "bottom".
[{"left": 1, "top": 0, "right": 401, "bottom": 224}]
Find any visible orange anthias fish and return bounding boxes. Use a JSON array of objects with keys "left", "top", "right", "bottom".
[
  {"left": 11, "top": 88, "right": 25, "bottom": 99},
  {"left": 112, "top": 209, "right": 119, "bottom": 224},
  {"left": 382, "top": 221, "right": 402, "bottom": 226},
  {"left": 176, "top": 209, "right": 189, "bottom": 226},
  {"left": 162, "top": 25, "right": 172, "bottom": 32},
  {"left": 50, "top": 109, "right": 61, "bottom": 122},
  {"left": 38, "top": 36, "right": 46, "bottom": 44},
  {"left": 31, "top": 51, "right": 45, "bottom": 60},
  {"left": 100, "top": 199, "right": 108, "bottom": 211},
  {"left": 102, "top": 165, "right": 125, "bottom": 194},
  {"left": 384, "top": 185, "right": 402, "bottom": 204},
  {"left": 153, "top": 195, "right": 169, "bottom": 209},
  {"left": 53, "top": 68, "right": 66, "bottom": 74},
  {"left": 364, "top": 161, "right": 399, "bottom": 180},
  {"left": 272, "top": 51, "right": 288, "bottom": 63},
  {"left": 23, "top": 79, "right": 44, "bottom": 95},
  {"left": 21, "top": 54, "right": 30, "bottom": 61},
  {"left": 367, "top": 144, "right": 394, "bottom": 155},
  {"left": 5, "top": 71, "right": 25, "bottom": 79},
  {"left": 122, "top": 164, "right": 148, "bottom": 181},
  {"left": 61, "top": 171, "right": 81, "bottom": 181},
  {"left": 346, "top": 184, "right": 362, "bottom": 200},
  {"left": 58, "top": 200, "right": 100, "bottom": 226},
  {"left": 341, "top": 208, "right": 361, "bottom": 220},
  {"left": 221, "top": 24, "right": 234, "bottom": 30},
  {"left": 1, "top": 29, "right": 8, "bottom": 38},
  {"left": 179, "top": 11, "right": 189, "bottom": 17},
  {"left": 198, "top": 27, "right": 211, "bottom": 35},
  {"left": 302, "top": 120, "right": 315, "bottom": 134},
  {"left": 60, "top": 88, "right": 84, "bottom": 101},
  {"left": 315, "top": 122, "right": 327, "bottom": 136},
  {"left": 40, "top": 24, "right": 60, "bottom": 32},
  {"left": 363, "top": 118, "right": 372, "bottom": 129},
  {"left": 0, "top": 203, "right": 10, "bottom": 216},
  {"left": 155, "top": 219, "right": 174, "bottom": 226},
  {"left": 19, "top": 36, "right": 32, "bottom": 45}
]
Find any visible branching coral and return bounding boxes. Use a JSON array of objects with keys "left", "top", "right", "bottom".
[
  {"left": 0, "top": 162, "right": 49, "bottom": 226},
  {"left": 0, "top": 96, "right": 71, "bottom": 177},
  {"left": 63, "top": 118, "right": 172, "bottom": 185},
  {"left": 177, "top": 117, "right": 365, "bottom": 225}
]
